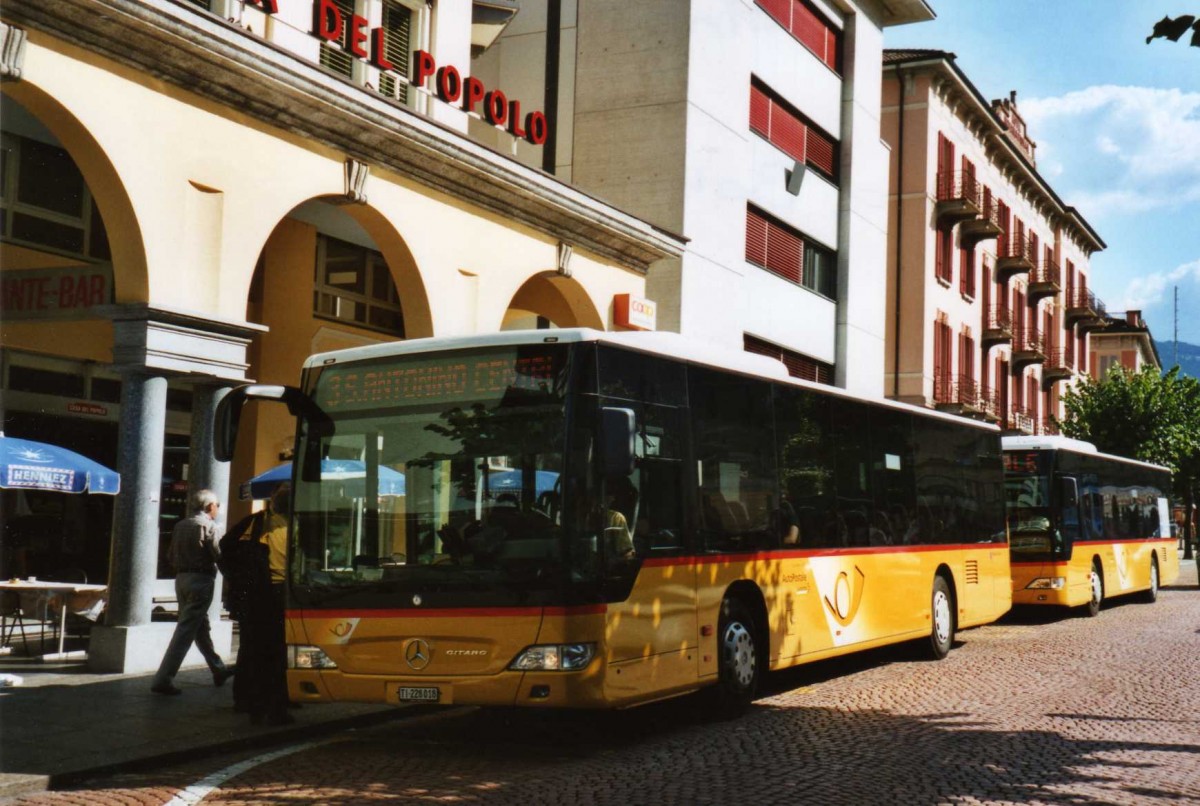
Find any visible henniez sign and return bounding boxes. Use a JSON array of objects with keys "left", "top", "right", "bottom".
[{"left": 246, "top": 0, "right": 549, "bottom": 145}]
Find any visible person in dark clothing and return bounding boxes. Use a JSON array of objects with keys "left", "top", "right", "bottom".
[
  {"left": 223, "top": 484, "right": 292, "bottom": 725},
  {"left": 151, "top": 489, "right": 234, "bottom": 695}
]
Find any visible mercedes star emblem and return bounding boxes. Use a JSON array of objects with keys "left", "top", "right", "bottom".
[{"left": 405, "top": 638, "right": 432, "bottom": 670}]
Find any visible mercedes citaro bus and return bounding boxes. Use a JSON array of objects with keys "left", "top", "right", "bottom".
[
  {"left": 216, "top": 329, "right": 1012, "bottom": 712},
  {"left": 1003, "top": 435, "right": 1178, "bottom": 616}
]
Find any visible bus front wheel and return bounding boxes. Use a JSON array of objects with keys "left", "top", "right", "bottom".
[
  {"left": 714, "top": 598, "right": 759, "bottom": 714},
  {"left": 928, "top": 576, "right": 954, "bottom": 660},
  {"left": 1085, "top": 562, "right": 1104, "bottom": 617},
  {"left": 1142, "top": 556, "right": 1160, "bottom": 604}
]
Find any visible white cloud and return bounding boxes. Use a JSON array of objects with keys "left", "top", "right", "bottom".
[
  {"left": 1019, "top": 86, "right": 1200, "bottom": 218},
  {"left": 1115, "top": 258, "right": 1200, "bottom": 311}
]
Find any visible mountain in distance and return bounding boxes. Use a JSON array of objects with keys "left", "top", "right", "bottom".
[{"left": 1154, "top": 340, "right": 1200, "bottom": 379}]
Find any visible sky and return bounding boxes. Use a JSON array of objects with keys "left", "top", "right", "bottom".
[{"left": 885, "top": 0, "right": 1200, "bottom": 347}]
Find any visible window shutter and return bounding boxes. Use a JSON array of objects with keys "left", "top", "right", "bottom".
[
  {"left": 765, "top": 220, "right": 803, "bottom": 283},
  {"left": 377, "top": 0, "right": 412, "bottom": 102},
  {"left": 745, "top": 207, "right": 768, "bottom": 267},
  {"left": 757, "top": 0, "right": 791, "bottom": 28},
  {"left": 749, "top": 84, "right": 770, "bottom": 136},
  {"left": 806, "top": 128, "right": 835, "bottom": 175},
  {"left": 319, "top": 0, "right": 356, "bottom": 78},
  {"left": 791, "top": 0, "right": 828, "bottom": 57},
  {"left": 771, "top": 101, "right": 807, "bottom": 163}
]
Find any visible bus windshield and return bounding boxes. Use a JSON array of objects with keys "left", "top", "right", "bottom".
[
  {"left": 1003, "top": 450, "right": 1057, "bottom": 556},
  {"left": 289, "top": 344, "right": 572, "bottom": 608}
]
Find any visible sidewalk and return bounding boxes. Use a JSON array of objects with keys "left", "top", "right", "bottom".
[
  {"left": 0, "top": 648, "right": 404, "bottom": 799},
  {"left": 1, "top": 559, "right": 1195, "bottom": 799}
]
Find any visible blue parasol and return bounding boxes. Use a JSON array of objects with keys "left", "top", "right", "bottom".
[
  {"left": 242, "top": 460, "right": 406, "bottom": 500},
  {"left": 0, "top": 435, "right": 120, "bottom": 495},
  {"left": 487, "top": 468, "right": 558, "bottom": 497}
]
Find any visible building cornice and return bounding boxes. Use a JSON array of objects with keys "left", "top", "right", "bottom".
[{"left": 2, "top": 0, "right": 685, "bottom": 273}]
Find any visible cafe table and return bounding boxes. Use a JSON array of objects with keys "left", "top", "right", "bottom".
[{"left": 0, "top": 579, "right": 108, "bottom": 659}]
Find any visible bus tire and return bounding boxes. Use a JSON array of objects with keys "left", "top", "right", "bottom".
[
  {"left": 1085, "top": 561, "right": 1104, "bottom": 617},
  {"left": 1142, "top": 556, "right": 1160, "bottom": 604},
  {"left": 713, "top": 598, "right": 759, "bottom": 714},
  {"left": 928, "top": 575, "right": 955, "bottom": 660}
]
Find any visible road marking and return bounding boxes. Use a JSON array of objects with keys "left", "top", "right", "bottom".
[{"left": 164, "top": 738, "right": 335, "bottom": 806}]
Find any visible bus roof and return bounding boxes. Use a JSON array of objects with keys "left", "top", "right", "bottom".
[
  {"left": 305, "top": 328, "right": 999, "bottom": 433},
  {"left": 1001, "top": 435, "right": 1171, "bottom": 473}
]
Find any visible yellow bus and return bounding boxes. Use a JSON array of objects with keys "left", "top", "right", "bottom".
[
  {"left": 1003, "top": 435, "right": 1179, "bottom": 616},
  {"left": 217, "top": 330, "right": 1011, "bottom": 711}
]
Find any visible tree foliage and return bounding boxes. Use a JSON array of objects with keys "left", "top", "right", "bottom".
[{"left": 1059, "top": 366, "right": 1200, "bottom": 499}]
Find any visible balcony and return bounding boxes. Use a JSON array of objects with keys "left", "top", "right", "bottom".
[
  {"left": 935, "top": 171, "right": 982, "bottom": 227},
  {"left": 1038, "top": 418, "right": 1061, "bottom": 436},
  {"left": 959, "top": 195, "right": 1003, "bottom": 245},
  {"left": 1027, "top": 257, "right": 1062, "bottom": 302},
  {"left": 1006, "top": 406, "right": 1036, "bottom": 435},
  {"left": 1065, "top": 288, "right": 1109, "bottom": 331},
  {"left": 1012, "top": 326, "right": 1047, "bottom": 368},
  {"left": 995, "top": 236, "right": 1034, "bottom": 281},
  {"left": 978, "top": 385, "right": 1003, "bottom": 423},
  {"left": 1042, "top": 348, "right": 1074, "bottom": 386},
  {"left": 982, "top": 304, "right": 1013, "bottom": 346},
  {"left": 933, "top": 373, "right": 987, "bottom": 418}
]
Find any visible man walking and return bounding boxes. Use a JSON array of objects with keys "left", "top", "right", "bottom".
[{"left": 151, "top": 488, "right": 234, "bottom": 695}]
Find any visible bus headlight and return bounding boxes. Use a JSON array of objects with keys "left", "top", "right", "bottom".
[
  {"left": 289, "top": 645, "right": 338, "bottom": 669},
  {"left": 1025, "top": 577, "right": 1066, "bottom": 590},
  {"left": 509, "top": 643, "right": 596, "bottom": 671}
]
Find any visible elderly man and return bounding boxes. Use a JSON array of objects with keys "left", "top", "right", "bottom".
[{"left": 150, "top": 488, "right": 234, "bottom": 695}]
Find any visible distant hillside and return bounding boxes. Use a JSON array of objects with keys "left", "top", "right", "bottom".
[{"left": 1154, "top": 340, "right": 1200, "bottom": 379}]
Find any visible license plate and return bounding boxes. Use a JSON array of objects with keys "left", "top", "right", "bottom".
[{"left": 396, "top": 686, "right": 440, "bottom": 703}]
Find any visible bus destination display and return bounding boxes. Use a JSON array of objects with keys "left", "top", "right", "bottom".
[{"left": 316, "top": 351, "right": 560, "bottom": 411}]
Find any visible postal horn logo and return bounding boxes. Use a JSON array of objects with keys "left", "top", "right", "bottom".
[{"left": 824, "top": 566, "right": 866, "bottom": 626}]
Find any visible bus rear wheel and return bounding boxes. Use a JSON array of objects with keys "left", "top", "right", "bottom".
[
  {"left": 1085, "top": 562, "right": 1104, "bottom": 617},
  {"left": 713, "top": 598, "right": 759, "bottom": 714},
  {"left": 928, "top": 576, "right": 954, "bottom": 660},
  {"left": 1142, "top": 556, "right": 1160, "bottom": 604}
]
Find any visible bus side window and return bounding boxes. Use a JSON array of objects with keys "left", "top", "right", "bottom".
[
  {"left": 1059, "top": 476, "right": 1080, "bottom": 542},
  {"left": 689, "top": 368, "right": 775, "bottom": 552}
]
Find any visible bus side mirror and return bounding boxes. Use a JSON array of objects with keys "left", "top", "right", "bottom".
[
  {"left": 601, "top": 407, "right": 636, "bottom": 477},
  {"left": 214, "top": 384, "right": 324, "bottom": 462}
]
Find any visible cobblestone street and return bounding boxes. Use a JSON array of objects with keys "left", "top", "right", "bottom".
[{"left": 14, "top": 584, "right": 1200, "bottom": 806}]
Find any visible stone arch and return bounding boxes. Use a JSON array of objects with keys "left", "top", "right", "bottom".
[
  {"left": 1, "top": 84, "right": 148, "bottom": 303},
  {"left": 503, "top": 271, "right": 605, "bottom": 331}
]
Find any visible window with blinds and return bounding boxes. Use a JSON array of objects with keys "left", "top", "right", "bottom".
[
  {"left": 745, "top": 205, "right": 837, "bottom": 297},
  {"left": 377, "top": 0, "right": 412, "bottom": 103},
  {"left": 319, "top": 0, "right": 356, "bottom": 79},
  {"left": 755, "top": 0, "right": 841, "bottom": 74},
  {"left": 749, "top": 80, "right": 838, "bottom": 181},
  {"left": 0, "top": 133, "right": 110, "bottom": 261},
  {"left": 744, "top": 334, "right": 834, "bottom": 385},
  {"left": 313, "top": 235, "right": 405, "bottom": 335}
]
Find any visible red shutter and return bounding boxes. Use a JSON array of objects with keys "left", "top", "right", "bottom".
[
  {"left": 771, "top": 101, "right": 807, "bottom": 163},
  {"left": 749, "top": 83, "right": 770, "bottom": 136},
  {"left": 806, "top": 127, "right": 835, "bottom": 175},
  {"left": 765, "top": 220, "right": 803, "bottom": 283},
  {"left": 791, "top": 0, "right": 827, "bottom": 57},
  {"left": 756, "top": 0, "right": 790, "bottom": 29},
  {"left": 824, "top": 27, "right": 838, "bottom": 70},
  {"left": 746, "top": 208, "right": 767, "bottom": 266}
]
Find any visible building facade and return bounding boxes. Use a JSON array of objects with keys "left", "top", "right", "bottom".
[
  {"left": 473, "top": 0, "right": 934, "bottom": 396},
  {"left": 882, "top": 50, "right": 1107, "bottom": 434},
  {"left": 0, "top": 0, "right": 682, "bottom": 670},
  {"left": 1090, "top": 310, "right": 1162, "bottom": 378}
]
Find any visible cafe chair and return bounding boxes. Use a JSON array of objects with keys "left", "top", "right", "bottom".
[
  {"left": 43, "top": 569, "right": 93, "bottom": 647},
  {"left": 0, "top": 590, "right": 30, "bottom": 649}
]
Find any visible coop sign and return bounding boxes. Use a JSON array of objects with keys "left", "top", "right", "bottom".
[{"left": 256, "top": 0, "right": 549, "bottom": 145}]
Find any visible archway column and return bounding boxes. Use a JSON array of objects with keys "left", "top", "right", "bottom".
[{"left": 89, "top": 304, "right": 264, "bottom": 673}]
